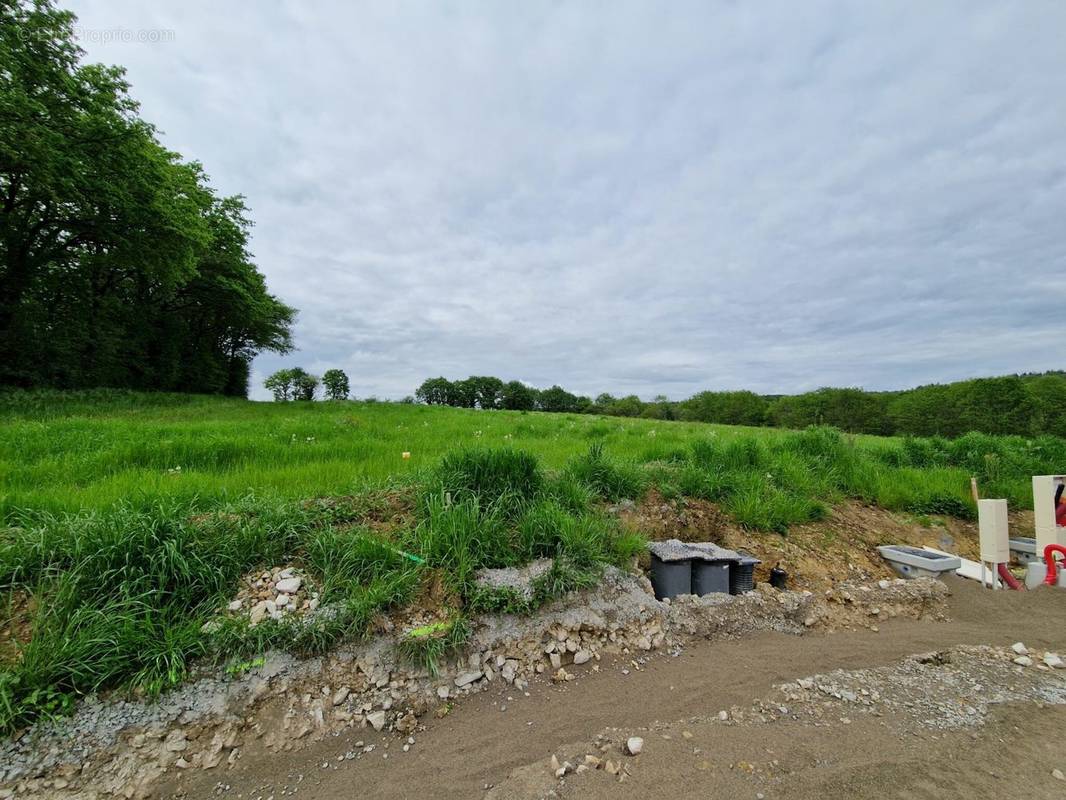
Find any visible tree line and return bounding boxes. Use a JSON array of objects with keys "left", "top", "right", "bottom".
[
  {"left": 265, "top": 367, "right": 352, "bottom": 401},
  {"left": 413, "top": 372, "right": 1066, "bottom": 439},
  {"left": 0, "top": 1, "right": 295, "bottom": 396}
]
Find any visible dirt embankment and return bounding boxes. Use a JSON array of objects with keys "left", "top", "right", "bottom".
[
  {"left": 0, "top": 570, "right": 947, "bottom": 799},
  {"left": 618, "top": 493, "right": 1034, "bottom": 591}
]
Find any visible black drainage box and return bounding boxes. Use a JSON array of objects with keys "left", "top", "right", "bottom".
[
  {"left": 729, "top": 554, "right": 760, "bottom": 595},
  {"left": 692, "top": 560, "right": 730, "bottom": 595},
  {"left": 649, "top": 555, "right": 692, "bottom": 600}
]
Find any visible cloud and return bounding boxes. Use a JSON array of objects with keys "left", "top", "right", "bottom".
[{"left": 66, "top": 0, "right": 1066, "bottom": 400}]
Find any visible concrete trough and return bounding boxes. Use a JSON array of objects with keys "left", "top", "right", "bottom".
[
  {"left": 878, "top": 545, "right": 961, "bottom": 580},
  {"left": 1009, "top": 537, "right": 1038, "bottom": 564}
]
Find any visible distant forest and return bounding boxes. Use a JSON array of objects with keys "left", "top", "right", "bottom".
[{"left": 416, "top": 372, "right": 1066, "bottom": 439}]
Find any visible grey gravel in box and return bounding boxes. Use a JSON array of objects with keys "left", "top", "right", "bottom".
[
  {"left": 649, "top": 555, "right": 692, "bottom": 600},
  {"left": 729, "top": 553, "right": 760, "bottom": 595},
  {"left": 692, "top": 560, "right": 730, "bottom": 595}
]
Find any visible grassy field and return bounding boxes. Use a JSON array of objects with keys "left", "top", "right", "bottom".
[
  {"left": 0, "top": 389, "right": 785, "bottom": 516},
  {"left": 2, "top": 389, "right": 1064, "bottom": 732}
]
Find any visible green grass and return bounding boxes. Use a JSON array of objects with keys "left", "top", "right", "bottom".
[{"left": 2, "top": 389, "right": 1065, "bottom": 733}]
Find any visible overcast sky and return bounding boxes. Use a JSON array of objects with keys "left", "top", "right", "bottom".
[{"left": 66, "top": 1, "right": 1066, "bottom": 400}]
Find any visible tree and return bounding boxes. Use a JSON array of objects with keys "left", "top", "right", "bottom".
[
  {"left": 0, "top": 1, "right": 294, "bottom": 394},
  {"left": 416, "top": 377, "right": 452, "bottom": 405},
  {"left": 292, "top": 369, "right": 318, "bottom": 401},
  {"left": 265, "top": 367, "right": 316, "bottom": 401},
  {"left": 1028, "top": 374, "right": 1066, "bottom": 438},
  {"left": 448, "top": 378, "right": 477, "bottom": 408},
  {"left": 606, "top": 395, "right": 645, "bottom": 417},
  {"left": 500, "top": 380, "right": 536, "bottom": 411},
  {"left": 265, "top": 368, "right": 296, "bottom": 401},
  {"left": 537, "top": 385, "right": 578, "bottom": 413},
  {"left": 321, "top": 369, "right": 350, "bottom": 401},
  {"left": 678, "top": 391, "right": 768, "bottom": 426},
  {"left": 467, "top": 375, "right": 504, "bottom": 409}
]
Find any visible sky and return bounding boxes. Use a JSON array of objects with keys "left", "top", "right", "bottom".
[{"left": 64, "top": 1, "right": 1066, "bottom": 401}]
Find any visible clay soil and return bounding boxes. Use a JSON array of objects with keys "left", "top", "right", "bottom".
[
  {"left": 162, "top": 578, "right": 1066, "bottom": 800},
  {"left": 621, "top": 492, "right": 1035, "bottom": 591},
  {"left": 0, "top": 590, "right": 34, "bottom": 666}
]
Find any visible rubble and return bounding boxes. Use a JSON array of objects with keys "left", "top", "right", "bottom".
[{"left": 0, "top": 570, "right": 949, "bottom": 799}]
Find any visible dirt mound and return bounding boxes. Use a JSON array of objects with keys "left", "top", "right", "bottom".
[{"left": 619, "top": 492, "right": 993, "bottom": 591}]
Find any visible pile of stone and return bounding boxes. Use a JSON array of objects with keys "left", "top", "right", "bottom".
[{"left": 224, "top": 566, "right": 319, "bottom": 626}]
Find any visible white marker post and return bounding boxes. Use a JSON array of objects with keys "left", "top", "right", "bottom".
[{"left": 977, "top": 499, "right": 1009, "bottom": 590}]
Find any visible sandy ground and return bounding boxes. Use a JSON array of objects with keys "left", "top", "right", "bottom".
[{"left": 161, "top": 578, "right": 1066, "bottom": 800}]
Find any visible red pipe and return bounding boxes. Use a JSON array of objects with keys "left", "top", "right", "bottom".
[
  {"left": 997, "top": 563, "right": 1024, "bottom": 591},
  {"left": 1043, "top": 544, "right": 1066, "bottom": 586}
]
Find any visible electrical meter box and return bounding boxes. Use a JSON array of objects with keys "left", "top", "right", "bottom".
[
  {"left": 977, "top": 499, "right": 1009, "bottom": 564},
  {"left": 1032, "top": 475, "right": 1066, "bottom": 555}
]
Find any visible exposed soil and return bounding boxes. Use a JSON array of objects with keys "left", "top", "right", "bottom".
[
  {"left": 159, "top": 578, "right": 1066, "bottom": 800},
  {"left": 0, "top": 590, "right": 34, "bottom": 665},
  {"left": 302, "top": 489, "right": 416, "bottom": 535},
  {"left": 619, "top": 493, "right": 1033, "bottom": 591}
]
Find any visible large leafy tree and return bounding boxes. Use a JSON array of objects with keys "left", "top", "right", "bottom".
[
  {"left": 321, "top": 368, "right": 349, "bottom": 401},
  {"left": 500, "top": 380, "right": 535, "bottom": 411},
  {"left": 0, "top": 0, "right": 294, "bottom": 394},
  {"left": 415, "top": 377, "right": 452, "bottom": 405}
]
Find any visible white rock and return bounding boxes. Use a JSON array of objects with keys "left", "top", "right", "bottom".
[
  {"left": 1013, "top": 655, "right": 1033, "bottom": 667},
  {"left": 275, "top": 594, "right": 289, "bottom": 607},
  {"left": 249, "top": 600, "right": 270, "bottom": 626},
  {"left": 367, "top": 711, "right": 386, "bottom": 731},
  {"left": 279, "top": 567, "right": 295, "bottom": 578},
  {"left": 227, "top": 599, "right": 243, "bottom": 612},
  {"left": 625, "top": 737, "right": 643, "bottom": 756},
  {"left": 717, "top": 710, "right": 729, "bottom": 721},
  {"left": 1011, "top": 642, "right": 1028, "bottom": 656},
  {"left": 549, "top": 652, "right": 562, "bottom": 669},
  {"left": 573, "top": 650, "right": 592, "bottom": 665},
  {"left": 455, "top": 670, "right": 483, "bottom": 687},
  {"left": 436, "top": 685, "right": 450, "bottom": 700},
  {"left": 1044, "top": 652, "right": 1064, "bottom": 669},
  {"left": 332, "top": 687, "right": 350, "bottom": 706},
  {"left": 276, "top": 577, "right": 302, "bottom": 594},
  {"left": 1052, "top": 768, "right": 1065, "bottom": 781}
]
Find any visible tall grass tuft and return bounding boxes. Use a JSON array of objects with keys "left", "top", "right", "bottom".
[
  {"left": 566, "top": 443, "right": 646, "bottom": 502},
  {"left": 431, "top": 447, "right": 543, "bottom": 510}
]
